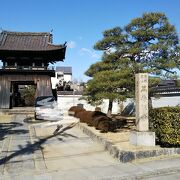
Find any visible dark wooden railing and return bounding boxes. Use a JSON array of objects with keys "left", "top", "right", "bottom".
[{"left": 1, "top": 66, "right": 54, "bottom": 70}]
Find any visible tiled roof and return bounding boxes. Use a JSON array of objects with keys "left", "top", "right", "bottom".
[
  {"left": 158, "top": 80, "right": 176, "bottom": 87},
  {"left": 56, "top": 66, "right": 72, "bottom": 74},
  {"left": 0, "top": 31, "right": 64, "bottom": 51},
  {"left": 152, "top": 80, "right": 180, "bottom": 96}
]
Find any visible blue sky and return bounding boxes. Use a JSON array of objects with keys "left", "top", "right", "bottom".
[{"left": 0, "top": 0, "right": 180, "bottom": 81}]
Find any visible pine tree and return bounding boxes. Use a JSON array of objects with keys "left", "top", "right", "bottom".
[
  {"left": 84, "top": 66, "right": 134, "bottom": 115},
  {"left": 125, "top": 12, "right": 180, "bottom": 75},
  {"left": 84, "top": 28, "right": 134, "bottom": 115},
  {"left": 83, "top": 13, "right": 180, "bottom": 115}
]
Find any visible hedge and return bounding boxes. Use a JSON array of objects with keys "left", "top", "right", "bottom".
[{"left": 149, "top": 106, "right": 180, "bottom": 147}]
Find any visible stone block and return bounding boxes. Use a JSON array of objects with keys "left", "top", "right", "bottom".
[{"left": 130, "top": 131, "right": 155, "bottom": 146}]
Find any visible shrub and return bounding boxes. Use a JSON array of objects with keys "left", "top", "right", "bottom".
[
  {"left": 149, "top": 107, "right": 180, "bottom": 147},
  {"left": 21, "top": 85, "right": 36, "bottom": 106}
]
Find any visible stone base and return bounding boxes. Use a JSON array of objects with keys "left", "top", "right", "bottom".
[{"left": 130, "top": 131, "right": 155, "bottom": 146}]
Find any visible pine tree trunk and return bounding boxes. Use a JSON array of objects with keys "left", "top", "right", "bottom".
[{"left": 107, "top": 99, "right": 113, "bottom": 117}]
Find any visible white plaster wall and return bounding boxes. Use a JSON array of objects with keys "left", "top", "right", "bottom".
[
  {"left": 51, "top": 77, "right": 59, "bottom": 89},
  {"left": 57, "top": 95, "right": 180, "bottom": 115},
  {"left": 57, "top": 95, "right": 133, "bottom": 114},
  {"left": 64, "top": 74, "right": 72, "bottom": 82},
  {"left": 152, "top": 96, "right": 180, "bottom": 108}
]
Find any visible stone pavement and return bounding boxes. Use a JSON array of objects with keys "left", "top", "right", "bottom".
[{"left": 0, "top": 114, "right": 180, "bottom": 180}]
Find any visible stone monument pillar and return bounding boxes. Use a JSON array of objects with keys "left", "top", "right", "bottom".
[{"left": 130, "top": 73, "right": 155, "bottom": 146}]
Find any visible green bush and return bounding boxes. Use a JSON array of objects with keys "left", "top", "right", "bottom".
[
  {"left": 149, "top": 106, "right": 180, "bottom": 147},
  {"left": 21, "top": 86, "right": 36, "bottom": 106}
]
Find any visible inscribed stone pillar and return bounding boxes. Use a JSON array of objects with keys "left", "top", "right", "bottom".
[
  {"left": 135, "top": 73, "right": 149, "bottom": 131},
  {"left": 129, "top": 73, "right": 155, "bottom": 146}
]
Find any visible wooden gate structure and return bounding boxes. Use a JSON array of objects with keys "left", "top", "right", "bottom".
[{"left": 0, "top": 31, "right": 66, "bottom": 108}]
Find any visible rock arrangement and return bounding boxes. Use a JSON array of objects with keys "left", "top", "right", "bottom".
[{"left": 68, "top": 106, "right": 117, "bottom": 133}]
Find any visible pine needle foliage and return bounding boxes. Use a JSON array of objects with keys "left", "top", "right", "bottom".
[{"left": 83, "top": 13, "right": 180, "bottom": 115}]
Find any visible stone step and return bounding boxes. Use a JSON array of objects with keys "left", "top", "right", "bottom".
[{"left": 0, "top": 107, "right": 35, "bottom": 115}]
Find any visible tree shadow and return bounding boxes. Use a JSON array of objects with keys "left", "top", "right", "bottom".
[
  {"left": 0, "top": 122, "right": 28, "bottom": 141},
  {"left": 0, "top": 124, "right": 78, "bottom": 166}
]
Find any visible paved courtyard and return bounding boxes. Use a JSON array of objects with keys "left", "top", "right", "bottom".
[{"left": 0, "top": 114, "right": 180, "bottom": 179}]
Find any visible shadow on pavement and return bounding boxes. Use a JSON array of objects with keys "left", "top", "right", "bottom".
[
  {"left": 0, "top": 122, "right": 28, "bottom": 141},
  {"left": 0, "top": 123, "right": 78, "bottom": 165},
  {"left": 23, "top": 116, "right": 44, "bottom": 124}
]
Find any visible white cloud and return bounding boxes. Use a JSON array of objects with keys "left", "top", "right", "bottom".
[
  {"left": 67, "top": 41, "right": 76, "bottom": 48},
  {"left": 79, "top": 48, "right": 100, "bottom": 58}
]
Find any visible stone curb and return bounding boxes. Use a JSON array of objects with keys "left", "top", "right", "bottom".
[
  {"left": 98, "top": 166, "right": 180, "bottom": 180},
  {"left": 77, "top": 123, "right": 180, "bottom": 163}
]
